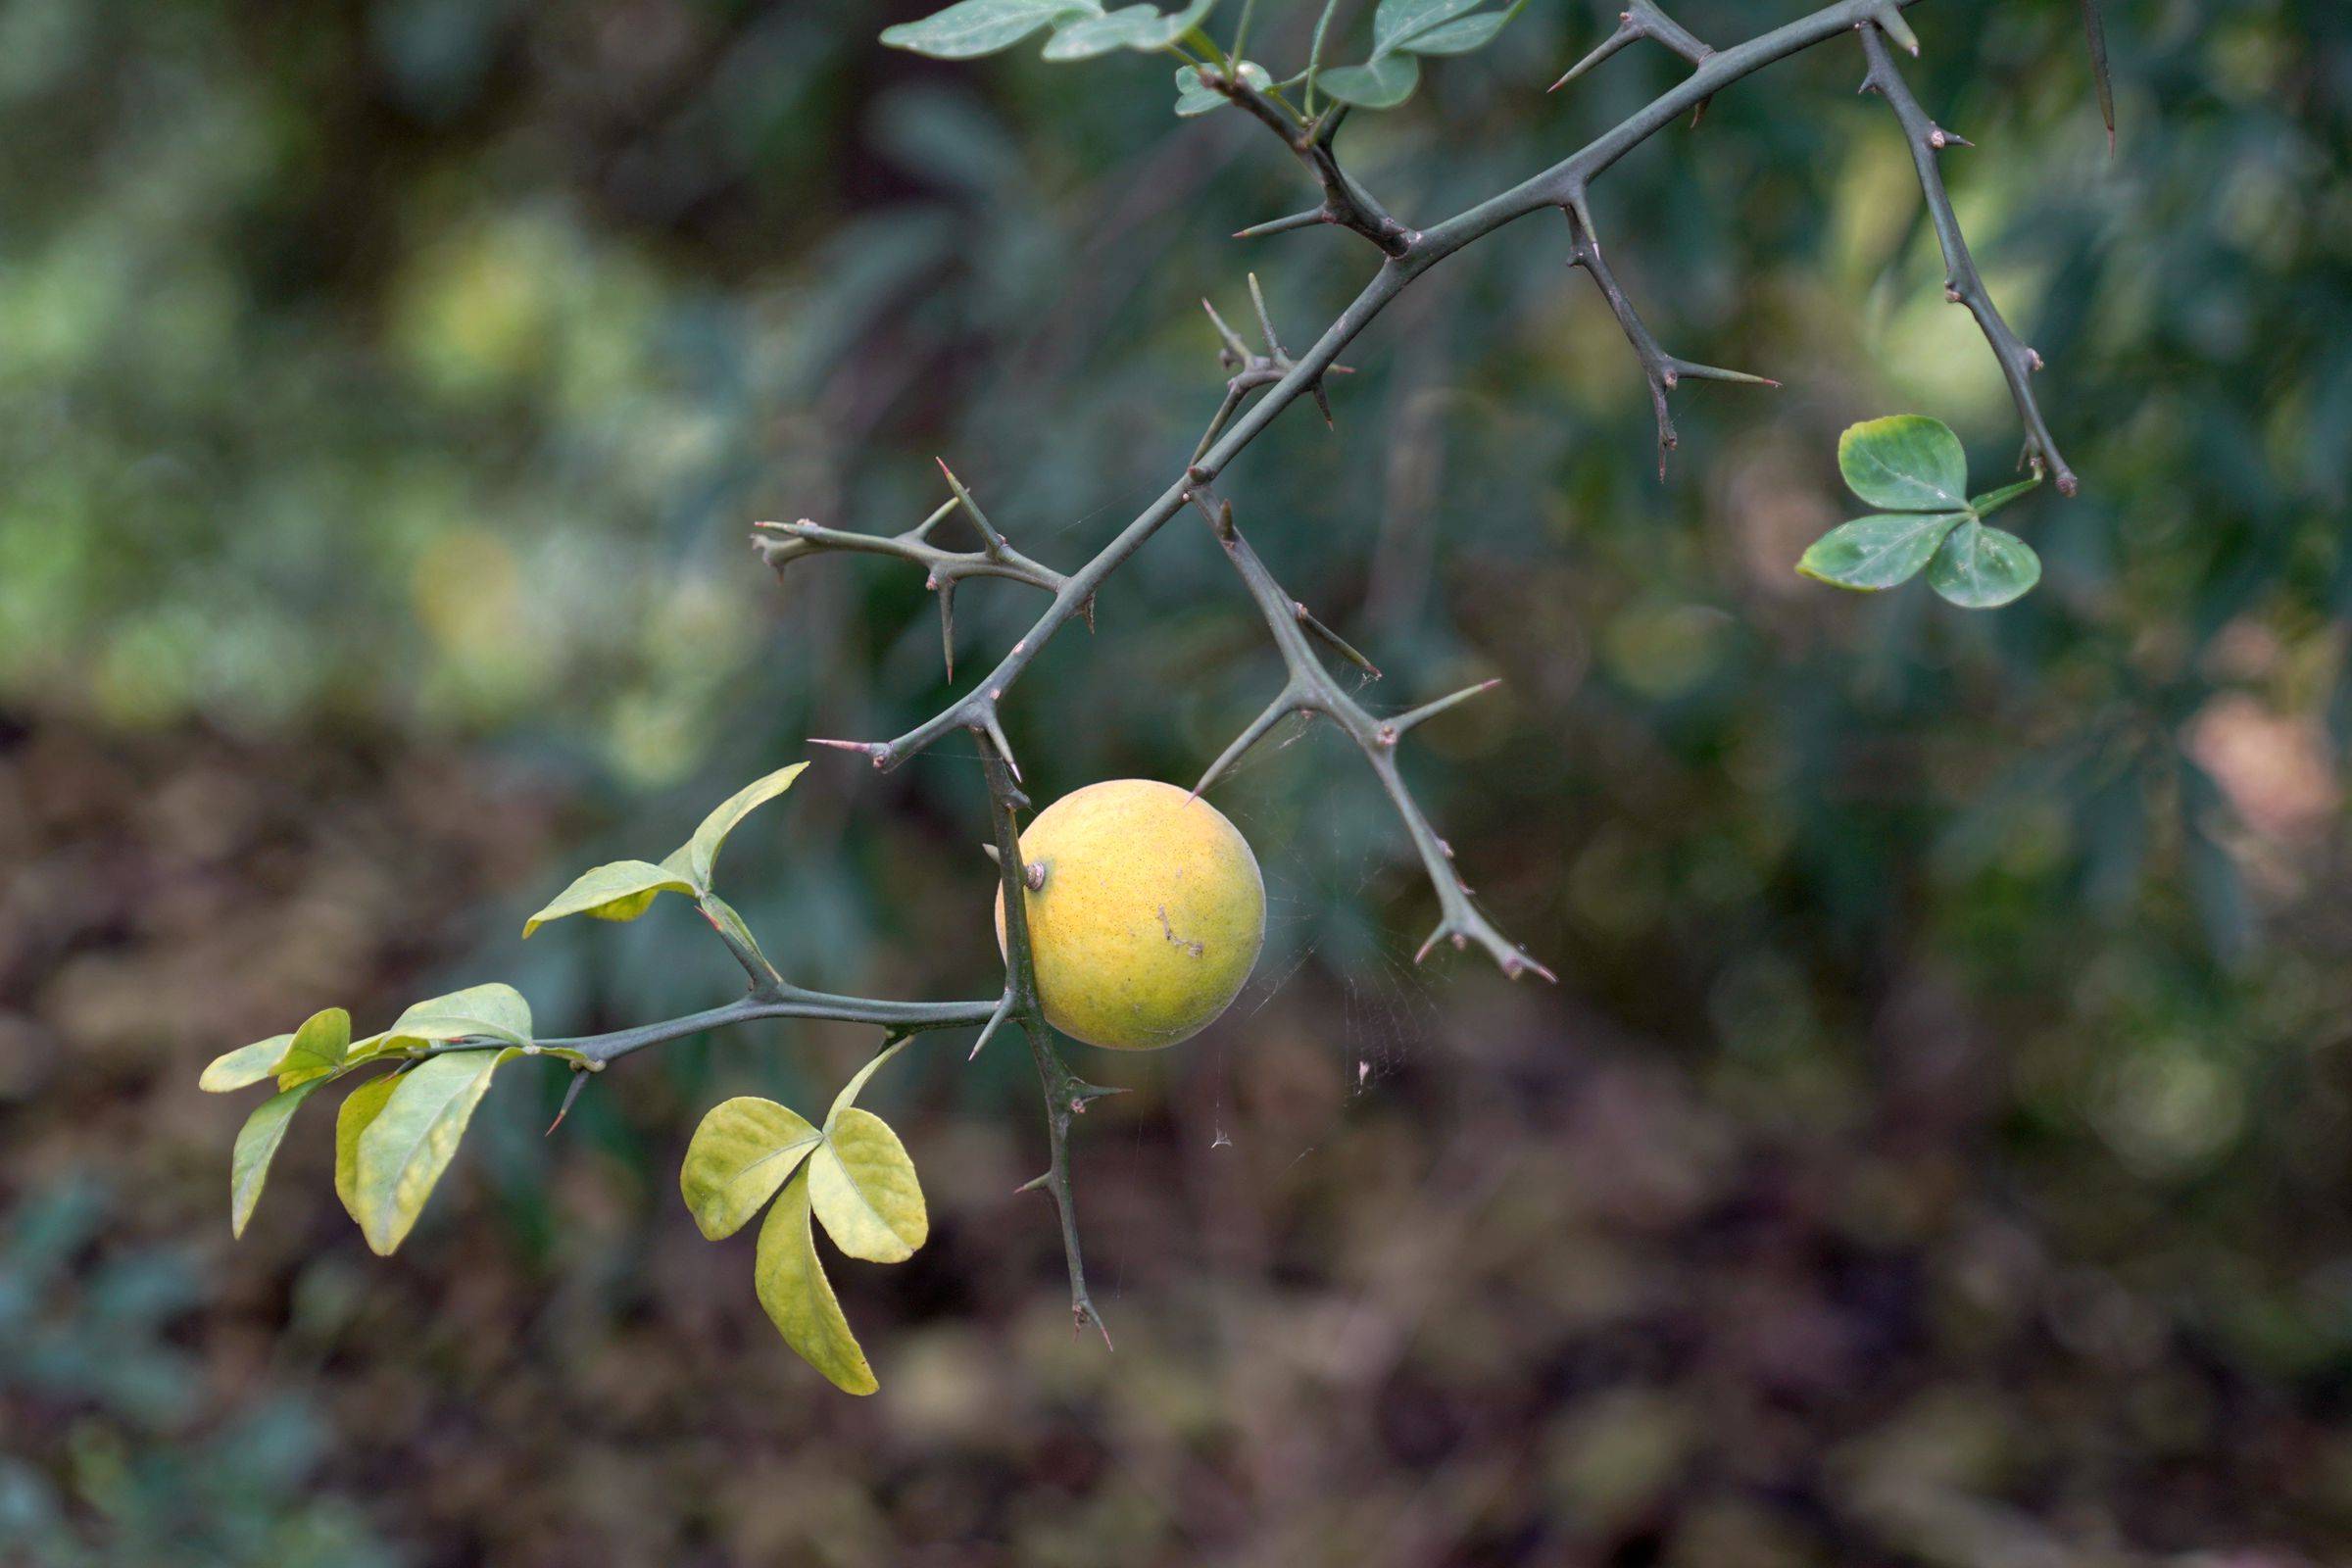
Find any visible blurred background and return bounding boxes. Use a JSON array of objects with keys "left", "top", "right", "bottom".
[{"left": 3, "top": 0, "right": 2349, "bottom": 1562}]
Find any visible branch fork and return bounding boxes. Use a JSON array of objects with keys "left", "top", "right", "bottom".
[
  {"left": 1558, "top": 189, "right": 1780, "bottom": 477},
  {"left": 1180, "top": 485, "right": 1554, "bottom": 984},
  {"left": 1212, "top": 77, "right": 1417, "bottom": 258}
]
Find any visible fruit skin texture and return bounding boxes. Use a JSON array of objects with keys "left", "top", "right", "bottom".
[{"left": 994, "top": 779, "right": 1265, "bottom": 1051}]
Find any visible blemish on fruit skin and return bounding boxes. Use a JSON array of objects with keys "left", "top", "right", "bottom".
[{"left": 1155, "top": 905, "right": 1205, "bottom": 958}]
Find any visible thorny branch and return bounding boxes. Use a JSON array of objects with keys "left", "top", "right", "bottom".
[
  {"left": 1180, "top": 480, "right": 1553, "bottom": 980},
  {"left": 1216, "top": 84, "right": 1417, "bottom": 256},
  {"left": 1857, "top": 20, "right": 2079, "bottom": 494},
  {"left": 704, "top": 0, "right": 2075, "bottom": 1335}
]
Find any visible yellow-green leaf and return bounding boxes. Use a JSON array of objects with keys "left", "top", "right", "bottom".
[
  {"left": 275, "top": 1007, "right": 351, "bottom": 1091},
  {"left": 522, "top": 859, "right": 697, "bottom": 938},
  {"left": 201, "top": 1034, "right": 291, "bottom": 1093},
  {"left": 229, "top": 1079, "right": 324, "bottom": 1239},
  {"left": 678, "top": 762, "right": 808, "bottom": 889},
  {"left": 352, "top": 1049, "right": 515, "bottom": 1255},
  {"left": 334, "top": 1071, "right": 403, "bottom": 1225},
  {"left": 755, "top": 1167, "right": 877, "bottom": 1396},
  {"left": 680, "top": 1097, "right": 822, "bottom": 1241},
  {"left": 380, "top": 984, "right": 532, "bottom": 1052},
  {"left": 808, "top": 1108, "right": 927, "bottom": 1263}
]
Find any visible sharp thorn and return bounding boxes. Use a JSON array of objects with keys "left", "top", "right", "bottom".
[
  {"left": 1235, "top": 208, "right": 1327, "bottom": 240},
  {"left": 546, "top": 1068, "right": 590, "bottom": 1136},
  {"left": 1550, "top": 24, "right": 1636, "bottom": 91},
  {"left": 969, "top": 993, "right": 1015, "bottom": 1061}
]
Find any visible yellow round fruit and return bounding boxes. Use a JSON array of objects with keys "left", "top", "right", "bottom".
[{"left": 993, "top": 779, "right": 1265, "bottom": 1051}]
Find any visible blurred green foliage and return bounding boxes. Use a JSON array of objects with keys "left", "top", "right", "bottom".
[{"left": 4, "top": 0, "right": 2352, "bottom": 1561}]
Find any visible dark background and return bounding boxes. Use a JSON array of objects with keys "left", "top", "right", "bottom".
[{"left": 4, "top": 1, "right": 2350, "bottom": 1563}]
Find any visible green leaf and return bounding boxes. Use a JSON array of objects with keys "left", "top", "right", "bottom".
[
  {"left": 334, "top": 1071, "right": 403, "bottom": 1226},
  {"left": 678, "top": 762, "right": 808, "bottom": 890},
  {"left": 1400, "top": 2, "right": 1520, "bottom": 56},
  {"left": 200, "top": 1034, "right": 291, "bottom": 1094},
  {"left": 1927, "top": 520, "right": 2042, "bottom": 609},
  {"left": 1797, "top": 512, "right": 1968, "bottom": 591},
  {"left": 275, "top": 1007, "right": 350, "bottom": 1091},
  {"left": 352, "top": 1049, "right": 516, "bottom": 1255},
  {"left": 229, "top": 1079, "right": 323, "bottom": 1239},
  {"left": 523, "top": 859, "right": 696, "bottom": 938},
  {"left": 809, "top": 1108, "right": 928, "bottom": 1263},
  {"left": 755, "top": 1168, "right": 878, "bottom": 1396},
  {"left": 1838, "top": 416, "right": 1970, "bottom": 513},
  {"left": 380, "top": 984, "right": 533, "bottom": 1052},
  {"left": 1969, "top": 473, "right": 2043, "bottom": 519},
  {"left": 1173, "top": 60, "right": 1268, "bottom": 116},
  {"left": 680, "top": 1098, "right": 823, "bottom": 1242},
  {"left": 881, "top": 0, "right": 1099, "bottom": 58},
  {"left": 1043, "top": 0, "right": 1216, "bottom": 59},
  {"left": 1319, "top": 53, "right": 1420, "bottom": 109},
  {"left": 1372, "top": 0, "right": 1484, "bottom": 57}
]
